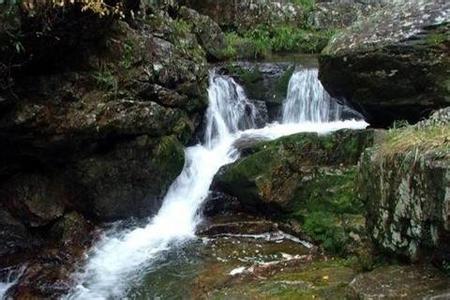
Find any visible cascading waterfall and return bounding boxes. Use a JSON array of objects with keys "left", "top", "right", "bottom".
[
  {"left": 282, "top": 68, "right": 342, "bottom": 123},
  {"left": 64, "top": 71, "right": 260, "bottom": 299},
  {"left": 205, "top": 73, "right": 258, "bottom": 147},
  {"left": 0, "top": 267, "right": 24, "bottom": 300},
  {"left": 17, "top": 68, "right": 367, "bottom": 300}
]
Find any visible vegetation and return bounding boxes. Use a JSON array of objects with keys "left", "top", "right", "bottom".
[
  {"left": 379, "top": 122, "right": 450, "bottom": 157},
  {"left": 289, "top": 168, "right": 364, "bottom": 255},
  {"left": 18, "top": 0, "right": 125, "bottom": 16},
  {"left": 223, "top": 25, "right": 335, "bottom": 59}
]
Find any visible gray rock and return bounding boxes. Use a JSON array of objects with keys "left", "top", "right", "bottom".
[
  {"left": 319, "top": 0, "right": 450, "bottom": 126},
  {"left": 357, "top": 108, "right": 450, "bottom": 261}
]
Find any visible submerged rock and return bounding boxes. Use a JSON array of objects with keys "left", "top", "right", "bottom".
[{"left": 319, "top": 0, "right": 450, "bottom": 126}]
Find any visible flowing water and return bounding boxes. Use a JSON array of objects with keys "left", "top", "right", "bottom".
[
  {"left": 0, "top": 67, "right": 368, "bottom": 299},
  {"left": 0, "top": 266, "right": 24, "bottom": 300},
  {"left": 282, "top": 68, "right": 342, "bottom": 123}
]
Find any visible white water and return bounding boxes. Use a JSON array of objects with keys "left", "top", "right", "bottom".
[
  {"left": 60, "top": 69, "right": 366, "bottom": 299},
  {"left": 282, "top": 68, "right": 342, "bottom": 123},
  {"left": 0, "top": 266, "right": 24, "bottom": 300}
]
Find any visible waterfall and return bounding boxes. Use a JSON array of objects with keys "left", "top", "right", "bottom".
[
  {"left": 205, "top": 72, "right": 258, "bottom": 147},
  {"left": 64, "top": 71, "right": 259, "bottom": 299},
  {"left": 282, "top": 68, "right": 342, "bottom": 123},
  {"left": 57, "top": 69, "right": 367, "bottom": 299},
  {"left": 0, "top": 266, "right": 24, "bottom": 299}
]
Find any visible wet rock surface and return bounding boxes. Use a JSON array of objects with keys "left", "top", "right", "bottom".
[
  {"left": 348, "top": 264, "right": 450, "bottom": 299},
  {"left": 217, "top": 61, "right": 296, "bottom": 120},
  {"left": 319, "top": 0, "right": 450, "bottom": 127}
]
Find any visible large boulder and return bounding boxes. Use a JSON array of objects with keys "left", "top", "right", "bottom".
[
  {"left": 311, "top": 0, "right": 386, "bottom": 30},
  {"left": 0, "top": 15, "right": 207, "bottom": 222},
  {"left": 319, "top": 0, "right": 450, "bottom": 127},
  {"left": 70, "top": 135, "right": 185, "bottom": 220},
  {"left": 215, "top": 129, "right": 374, "bottom": 212},
  {"left": 214, "top": 129, "right": 376, "bottom": 255},
  {"left": 358, "top": 108, "right": 450, "bottom": 264}
]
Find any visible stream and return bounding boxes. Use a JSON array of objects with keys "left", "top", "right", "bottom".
[{"left": 1, "top": 66, "right": 368, "bottom": 299}]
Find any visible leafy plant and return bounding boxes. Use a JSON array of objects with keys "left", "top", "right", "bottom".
[{"left": 93, "top": 68, "right": 117, "bottom": 92}]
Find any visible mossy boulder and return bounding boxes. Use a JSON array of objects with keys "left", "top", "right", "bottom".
[
  {"left": 214, "top": 128, "right": 379, "bottom": 255},
  {"left": 184, "top": 0, "right": 306, "bottom": 33},
  {"left": 215, "top": 129, "right": 374, "bottom": 212},
  {"left": 319, "top": 0, "right": 450, "bottom": 127},
  {"left": 358, "top": 108, "right": 450, "bottom": 265}
]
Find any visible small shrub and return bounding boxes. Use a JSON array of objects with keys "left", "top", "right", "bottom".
[{"left": 93, "top": 68, "right": 118, "bottom": 92}]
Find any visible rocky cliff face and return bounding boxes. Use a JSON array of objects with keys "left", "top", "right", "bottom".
[
  {"left": 0, "top": 4, "right": 222, "bottom": 263},
  {"left": 358, "top": 108, "right": 450, "bottom": 267},
  {"left": 319, "top": 0, "right": 450, "bottom": 127}
]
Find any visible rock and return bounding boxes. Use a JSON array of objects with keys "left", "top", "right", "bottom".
[
  {"left": 201, "top": 191, "right": 242, "bottom": 217},
  {"left": 0, "top": 10, "right": 208, "bottom": 222},
  {"left": 215, "top": 129, "right": 375, "bottom": 213},
  {"left": 0, "top": 207, "right": 38, "bottom": 258},
  {"left": 49, "top": 211, "right": 92, "bottom": 246},
  {"left": 70, "top": 135, "right": 185, "bottom": 220},
  {"left": 184, "top": 0, "right": 306, "bottom": 33},
  {"left": 218, "top": 61, "right": 297, "bottom": 121},
  {"left": 348, "top": 265, "right": 450, "bottom": 299},
  {"left": 197, "top": 219, "right": 279, "bottom": 237},
  {"left": 1, "top": 174, "right": 66, "bottom": 227},
  {"left": 358, "top": 108, "right": 450, "bottom": 262},
  {"left": 319, "top": 0, "right": 450, "bottom": 127},
  {"left": 178, "top": 6, "right": 228, "bottom": 61},
  {"left": 311, "top": 1, "right": 386, "bottom": 30}
]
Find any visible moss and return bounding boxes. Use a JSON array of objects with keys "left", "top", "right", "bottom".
[
  {"left": 288, "top": 168, "right": 363, "bottom": 255},
  {"left": 291, "top": 0, "right": 316, "bottom": 12},
  {"left": 152, "top": 135, "right": 185, "bottom": 183},
  {"left": 274, "top": 65, "right": 295, "bottom": 101},
  {"left": 210, "top": 258, "right": 355, "bottom": 299}
]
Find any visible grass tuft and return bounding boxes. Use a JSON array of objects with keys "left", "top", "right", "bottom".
[{"left": 379, "top": 124, "right": 450, "bottom": 157}]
